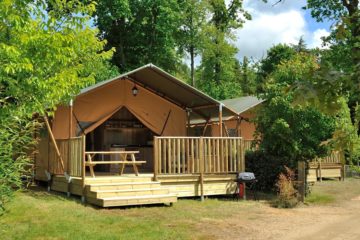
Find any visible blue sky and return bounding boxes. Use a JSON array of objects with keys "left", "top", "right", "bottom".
[{"left": 235, "top": 0, "right": 333, "bottom": 60}]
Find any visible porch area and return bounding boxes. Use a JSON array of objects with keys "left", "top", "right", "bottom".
[{"left": 37, "top": 136, "right": 244, "bottom": 207}]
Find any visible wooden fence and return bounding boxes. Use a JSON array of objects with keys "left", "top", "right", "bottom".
[
  {"left": 48, "top": 137, "right": 83, "bottom": 177},
  {"left": 153, "top": 137, "right": 244, "bottom": 176}
]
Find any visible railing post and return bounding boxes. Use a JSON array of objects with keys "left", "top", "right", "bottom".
[
  {"left": 81, "top": 134, "right": 86, "bottom": 203},
  {"left": 153, "top": 137, "right": 158, "bottom": 181},
  {"left": 199, "top": 137, "right": 205, "bottom": 201}
]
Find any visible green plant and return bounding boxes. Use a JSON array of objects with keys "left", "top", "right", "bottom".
[
  {"left": 274, "top": 167, "right": 299, "bottom": 208},
  {"left": 245, "top": 150, "right": 289, "bottom": 192}
]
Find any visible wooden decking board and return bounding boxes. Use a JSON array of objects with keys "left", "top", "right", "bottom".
[
  {"left": 89, "top": 188, "right": 169, "bottom": 198},
  {"left": 49, "top": 173, "right": 239, "bottom": 207}
]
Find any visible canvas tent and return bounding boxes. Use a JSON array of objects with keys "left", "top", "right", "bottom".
[
  {"left": 191, "top": 96, "right": 264, "bottom": 139},
  {"left": 51, "top": 64, "right": 238, "bottom": 140}
]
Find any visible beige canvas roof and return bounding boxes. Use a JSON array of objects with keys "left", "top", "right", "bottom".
[
  {"left": 80, "top": 64, "right": 237, "bottom": 121},
  {"left": 51, "top": 64, "right": 237, "bottom": 139}
]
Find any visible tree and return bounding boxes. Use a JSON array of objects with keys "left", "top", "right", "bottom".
[
  {"left": 247, "top": 48, "right": 335, "bottom": 191},
  {"left": 298, "top": 1, "right": 360, "bottom": 115},
  {"left": 236, "top": 56, "right": 257, "bottom": 95},
  {"left": 95, "top": 0, "right": 182, "bottom": 73},
  {"left": 197, "top": 0, "right": 251, "bottom": 99},
  {"left": 0, "top": 0, "right": 112, "bottom": 211},
  {"left": 177, "top": 0, "right": 207, "bottom": 87}
]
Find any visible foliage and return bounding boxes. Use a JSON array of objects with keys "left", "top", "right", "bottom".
[
  {"left": 299, "top": 0, "right": 360, "bottom": 116},
  {"left": 95, "top": 0, "right": 182, "bottom": 73},
  {"left": 196, "top": 0, "right": 250, "bottom": 99},
  {"left": 331, "top": 98, "right": 360, "bottom": 164},
  {"left": 259, "top": 44, "right": 296, "bottom": 78},
  {"left": 0, "top": 109, "right": 39, "bottom": 213},
  {"left": 274, "top": 167, "right": 299, "bottom": 208},
  {"left": 237, "top": 57, "right": 258, "bottom": 95},
  {"left": 177, "top": 0, "right": 207, "bottom": 86},
  {"left": 249, "top": 44, "right": 335, "bottom": 192},
  {"left": 245, "top": 150, "right": 289, "bottom": 191},
  {"left": 0, "top": 0, "right": 112, "bottom": 210}
]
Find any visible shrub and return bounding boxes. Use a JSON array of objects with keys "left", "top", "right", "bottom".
[
  {"left": 245, "top": 150, "right": 293, "bottom": 192},
  {"left": 0, "top": 113, "right": 37, "bottom": 213},
  {"left": 274, "top": 167, "right": 299, "bottom": 208}
]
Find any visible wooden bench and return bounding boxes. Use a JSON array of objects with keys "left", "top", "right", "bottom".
[{"left": 85, "top": 151, "right": 146, "bottom": 177}]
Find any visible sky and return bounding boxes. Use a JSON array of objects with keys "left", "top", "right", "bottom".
[{"left": 235, "top": 0, "right": 333, "bottom": 61}]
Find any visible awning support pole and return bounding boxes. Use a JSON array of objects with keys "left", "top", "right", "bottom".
[
  {"left": 44, "top": 115, "right": 65, "bottom": 172},
  {"left": 219, "top": 104, "right": 223, "bottom": 137},
  {"left": 67, "top": 99, "right": 73, "bottom": 197}
]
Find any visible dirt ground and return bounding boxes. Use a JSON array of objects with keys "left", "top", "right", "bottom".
[{"left": 197, "top": 180, "right": 360, "bottom": 240}]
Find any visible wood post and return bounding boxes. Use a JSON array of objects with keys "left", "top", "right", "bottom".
[
  {"left": 81, "top": 134, "right": 86, "bottom": 203},
  {"left": 298, "top": 161, "right": 306, "bottom": 202},
  {"left": 187, "top": 109, "right": 191, "bottom": 136},
  {"left": 199, "top": 138, "right": 205, "bottom": 201},
  {"left": 67, "top": 100, "right": 73, "bottom": 197},
  {"left": 44, "top": 115, "right": 65, "bottom": 172},
  {"left": 219, "top": 104, "right": 223, "bottom": 137},
  {"left": 153, "top": 137, "right": 158, "bottom": 181},
  {"left": 318, "top": 160, "right": 322, "bottom": 182},
  {"left": 200, "top": 173, "right": 204, "bottom": 201}
]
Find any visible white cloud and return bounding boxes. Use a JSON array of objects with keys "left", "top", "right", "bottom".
[
  {"left": 235, "top": 0, "right": 330, "bottom": 60},
  {"left": 308, "top": 28, "right": 330, "bottom": 49},
  {"left": 236, "top": 10, "right": 306, "bottom": 60}
]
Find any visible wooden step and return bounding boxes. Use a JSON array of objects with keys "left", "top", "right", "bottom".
[
  {"left": 88, "top": 188, "right": 169, "bottom": 198},
  {"left": 87, "top": 181, "right": 161, "bottom": 191},
  {"left": 87, "top": 194, "right": 177, "bottom": 207},
  {"left": 85, "top": 176, "right": 154, "bottom": 184}
]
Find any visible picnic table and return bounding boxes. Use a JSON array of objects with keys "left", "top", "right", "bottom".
[{"left": 85, "top": 151, "right": 146, "bottom": 177}]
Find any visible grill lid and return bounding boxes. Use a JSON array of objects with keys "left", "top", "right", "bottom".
[{"left": 237, "top": 172, "right": 256, "bottom": 181}]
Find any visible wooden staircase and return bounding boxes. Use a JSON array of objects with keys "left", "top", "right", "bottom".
[{"left": 84, "top": 176, "right": 177, "bottom": 207}]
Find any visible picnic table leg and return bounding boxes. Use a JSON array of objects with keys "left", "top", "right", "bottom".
[
  {"left": 131, "top": 154, "right": 139, "bottom": 176},
  {"left": 87, "top": 154, "right": 96, "bottom": 178},
  {"left": 120, "top": 163, "right": 125, "bottom": 175},
  {"left": 90, "top": 165, "right": 96, "bottom": 178}
]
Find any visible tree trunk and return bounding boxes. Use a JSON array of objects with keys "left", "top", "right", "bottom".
[{"left": 190, "top": 46, "right": 195, "bottom": 87}]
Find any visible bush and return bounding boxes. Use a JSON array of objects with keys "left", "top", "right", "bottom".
[
  {"left": 0, "top": 113, "right": 37, "bottom": 213},
  {"left": 245, "top": 150, "right": 294, "bottom": 192},
  {"left": 274, "top": 167, "right": 299, "bottom": 208}
]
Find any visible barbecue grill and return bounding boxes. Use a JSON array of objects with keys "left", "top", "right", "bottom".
[{"left": 234, "top": 172, "right": 257, "bottom": 200}]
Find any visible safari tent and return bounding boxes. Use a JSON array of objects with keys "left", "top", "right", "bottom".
[{"left": 34, "top": 64, "right": 248, "bottom": 207}]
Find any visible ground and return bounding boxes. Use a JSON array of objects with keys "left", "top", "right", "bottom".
[{"left": 1, "top": 178, "right": 360, "bottom": 240}]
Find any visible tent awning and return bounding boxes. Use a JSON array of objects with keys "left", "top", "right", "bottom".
[
  {"left": 80, "top": 64, "right": 238, "bottom": 121},
  {"left": 190, "top": 96, "right": 264, "bottom": 125}
]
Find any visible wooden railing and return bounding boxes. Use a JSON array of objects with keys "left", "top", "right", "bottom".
[
  {"left": 153, "top": 137, "right": 245, "bottom": 176},
  {"left": 243, "top": 139, "right": 257, "bottom": 152},
  {"left": 311, "top": 151, "right": 343, "bottom": 164},
  {"left": 48, "top": 137, "right": 83, "bottom": 176}
]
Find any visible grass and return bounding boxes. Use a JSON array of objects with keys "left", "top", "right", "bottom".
[
  {"left": 0, "top": 187, "right": 260, "bottom": 240},
  {"left": 305, "top": 178, "right": 360, "bottom": 205},
  {"left": 305, "top": 193, "right": 335, "bottom": 204},
  {"left": 1, "top": 178, "right": 360, "bottom": 240}
]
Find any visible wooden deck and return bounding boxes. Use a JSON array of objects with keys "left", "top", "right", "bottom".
[
  {"left": 51, "top": 174, "right": 176, "bottom": 207},
  {"left": 39, "top": 136, "right": 244, "bottom": 207},
  {"left": 50, "top": 173, "right": 237, "bottom": 207}
]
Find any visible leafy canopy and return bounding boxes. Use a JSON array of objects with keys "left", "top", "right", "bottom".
[{"left": 0, "top": 0, "right": 113, "bottom": 211}]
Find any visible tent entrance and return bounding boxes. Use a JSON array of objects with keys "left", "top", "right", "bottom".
[{"left": 86, "top": 107, "right": 155, "bottom": 174}]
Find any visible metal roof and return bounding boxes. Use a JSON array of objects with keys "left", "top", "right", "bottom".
[
  {"left": 190, "top": 96, "right": 264, "bottom": 125},
  {"left": 80, "top": 64, "right": 238, "bottom": 121},
  {"left": 221, "top": 96, "right": 264, "bottom": 115}
]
